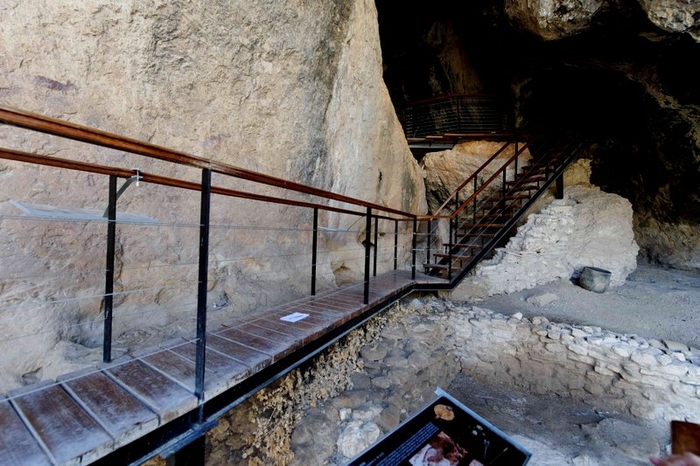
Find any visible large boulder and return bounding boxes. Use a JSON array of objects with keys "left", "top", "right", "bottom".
[
  {"left": 504, "top": 0, "right": 605, "bottom": 40},
  {"left": 638, "top": 0, "right": 700, "bottom": 41}
]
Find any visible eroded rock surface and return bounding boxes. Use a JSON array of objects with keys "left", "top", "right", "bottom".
[
  {"left": 504, "top": 0, "right": 605, "bottom": 40},
  {"left": 0, "top": 0, "right": 425, "bottom": 393},
  {"left": 638, "top": 0, "right": 700, "bottom": 41}
]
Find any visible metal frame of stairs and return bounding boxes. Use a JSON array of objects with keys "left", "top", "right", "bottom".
[{"left": 419, "top": 139, "right": 585, "bottom": 290}]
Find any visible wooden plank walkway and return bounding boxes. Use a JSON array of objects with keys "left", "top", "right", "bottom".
[{"left": 0, "top": 270, "right": 445, "bottom": 465}]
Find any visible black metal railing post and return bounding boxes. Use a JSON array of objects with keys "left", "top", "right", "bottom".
[
  {"left": 556, "top": 173, "right": 564, "bottom": 199},
  {"left": 393, "top": 219, "right": 398, "bottom": 270},
  {"left": 311, "top": 208, "right": 318, "bottom": 295},
  {"left": 454, "top": 192, "right": 460, "bottom": 244},
  {"left": 364, "top": 207, "right": 371, "bottom": 304},
  {"left": 426, "top": 219, "right": 432, "bottom": 265},
  {"left": 411, "top": 217, "right": 417, "bottom": 280},
  {"left": 373, "top": 216, "right": 378, "bottom": 277},
  {"left": 103, "top": 175, "right": 117, "bottom": 363},
  {"left": 502, "top": 166, "right": 507, "bottom": 200},
  {"left": 448, "top": 218, "right": 453, "bottom": 281},
  {"left": 195, "top": 168, "right": 212, "bottom": 406},
  {"left": 473, "top": 177, "right": 478, "bottom": 224}
]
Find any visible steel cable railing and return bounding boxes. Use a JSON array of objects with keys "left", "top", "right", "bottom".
[
  {"left": 402, "top": 94, "right": 511, "bottom": 138},
  {"left": 0, "top": 106, "right": 422, "bottom": 406}
]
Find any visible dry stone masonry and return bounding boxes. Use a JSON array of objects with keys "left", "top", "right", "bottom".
[
  {"left": 199, "top": 298, "right": 700, "bottom": 465},
  {"left": 453, "top": 181, "right": 639, "bottom": 297}
]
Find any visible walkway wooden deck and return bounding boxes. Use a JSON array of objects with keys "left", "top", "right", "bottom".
[{"left": 0, "top": 270, "right": 445, "bottom": 465}]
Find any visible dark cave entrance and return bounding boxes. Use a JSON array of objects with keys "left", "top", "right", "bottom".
[{"left": 374, "top": 0, "right": 700, "bottom": 225}]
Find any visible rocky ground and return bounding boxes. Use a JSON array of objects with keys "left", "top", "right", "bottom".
[{"left": 204, "top": 261, "right": 700, "bottom": 466}]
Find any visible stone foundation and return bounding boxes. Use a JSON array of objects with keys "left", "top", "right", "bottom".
[
  {"left": 453, "top": 305, "right": 700, "bottom": 423},
  {"left": 197, "top": 298, "right": 700, "bottom": 464}
]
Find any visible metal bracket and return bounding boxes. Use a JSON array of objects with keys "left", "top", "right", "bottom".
[{"left": 103, "top": 169, "right": 142, "bottom": 218}]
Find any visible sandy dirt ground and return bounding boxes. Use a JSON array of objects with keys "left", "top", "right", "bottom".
[{"left": 467, "top": 262, "right": 700, "bottom": 350}]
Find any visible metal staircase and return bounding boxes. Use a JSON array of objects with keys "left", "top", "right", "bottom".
[{"left": 422, "top": 138, "right": 584, "bottom": 284}]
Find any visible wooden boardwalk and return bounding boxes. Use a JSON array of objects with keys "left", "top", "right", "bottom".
[{"left": 0, "top": 270, "right": 445, "bottom": 465}]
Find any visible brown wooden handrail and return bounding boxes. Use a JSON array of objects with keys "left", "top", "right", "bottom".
[
  {"left": 0, "top": 146, "right": 382, "bottom": 220},
  {"left": 418, "top": 142, "right": 532, "bottom": 222},
  {"left": 433, "top": 140, "right": 518, "bottom": 214},
  {"left": 0, "top": 107, "right": 415, "bottom": 220}
]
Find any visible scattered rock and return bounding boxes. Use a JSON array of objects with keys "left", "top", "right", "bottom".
[
  {"left": 663, "top": 340, "right": 689, "bottom": 352},
  {"left": 378, "top": 405, "right": 401, "bottom": 431},
  {"left": 526, "top": 292, "right": 559, "bottom": 307},
  {"left": 370, "top": 376, "right": 392, "bottom": 389},
  {"left": 360, "top": 344, "right": 389, "bottom": 361},
  {"left": 336, "top": 421, "right": 381, "bottom": 458}
]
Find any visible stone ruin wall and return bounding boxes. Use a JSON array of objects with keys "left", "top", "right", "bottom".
[
  {"left": 195, "top": 299, "right": 700, "bottom": 465},
  {"left": 191, "top": 183, "right": 697, "bottom": 464},
  {"left": 426, "top": 155, "right": 640, "bottom": 298}
]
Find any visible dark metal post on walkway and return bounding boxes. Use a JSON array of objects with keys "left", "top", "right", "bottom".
[
  {"left": 393, "top": 219, "right": 398, "bottom": 270},
  {"left": 448, "top": 218, "right": 453, "bottom": 281},
  {"left": 103, "top": 175, "right": 117, "bottom": 363},
  {"left": 373, "top": 215, "right": 378, "bottom": 277},
  {"left": 556, "top": 173, "right": 564, "bottom": 200},
  {"left": 195, "top": 168, "right": 212, "bottom": 405},
  {"left": 425, "top": 219, "right": 431, "bottom": 266},
  {"left": 311, "top": 208, "right": 318, "bottom": 296},
  {"left": 165, "top": 434, "right": 206, "bottom": 466},
  {"left": 502, "top": 167, "right": 507, "bottom": 200},
  {"left": 473, "top": 177, "right": 478, "bottom": 223},
  {"left": 364, "top": 207, "right": 372, "bottom": 304},
  {"left": 411, "top": 217, "right": 417, "bottom": 280}
]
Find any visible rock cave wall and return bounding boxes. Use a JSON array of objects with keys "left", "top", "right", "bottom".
[
  {"left": 0, "top": 0, "right": 426, "bottom": 393},
  {"left": 378, "top": 0, "right": 700, "bottom": 270}
]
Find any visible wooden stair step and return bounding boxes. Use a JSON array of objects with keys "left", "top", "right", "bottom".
[
  {"left": 10, "top": 383, "right": 113, "bottom": 465},
  {"left": 445, "top": 243, "right": 482, "bottom": 249},
  {"left": 107, "top": 359, "right": 198, "bottom": 423},
  {"left": 432, "top": 253, "right": 472, "bottom": 262},
  {"left": 61, "top": 371, "right": 159, "bottom": 446},
  {"left": 459, "top": 223, "right": 507, "bottom": 230},
  {"left": 460, "top": 232, "right": 496, "bottom": 238},
  {"left": 423, "top": 263, "right": 460, "bottom": 272},
  {"left": 0, "top": 400, "right": 51, "bottom": 465},
  {"left": 508, "top": 175, "right": 546, "bottom": 185},
  {"left": 485, "top": 194, "right": 529, "bottom": 203},
  {"left": 474, "top": 213, "right": 510, "bottom": 220},
  {"left": 508, "top": 184, "right": 540, "bottom": 192}
]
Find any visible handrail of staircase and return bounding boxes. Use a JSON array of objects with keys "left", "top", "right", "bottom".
[
  {"left": 419, "top": 142, "right": 533, "bottom": 222},
  {"left": 445, "top": 140, "right": 586, "bottom": 286},
  {"left": 433, "top": 140, "right": 520, "bottom": 214},
  {"left": 0, "top": 146, "right": 388, "bottom": 220},
  {"left": 0, "top": 106, "right": 415, "bottom": 220}
]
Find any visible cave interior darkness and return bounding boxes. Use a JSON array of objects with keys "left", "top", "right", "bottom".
[{"left": 375, "top": 0, "right": 700, "bottom": 227}]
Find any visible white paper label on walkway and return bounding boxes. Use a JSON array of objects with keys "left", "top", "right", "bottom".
[{"left": 280, "top": 312, "right": 309, "bottom": 323}]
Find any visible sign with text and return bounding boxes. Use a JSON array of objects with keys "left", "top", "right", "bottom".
[{"left": 348, "top": 388, "right": 531, "bottom": 466}]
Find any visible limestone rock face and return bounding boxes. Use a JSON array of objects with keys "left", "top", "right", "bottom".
[
  {"left": 504, "top": 0, "right": 605, "bottom": 40},
  {"left": 635, "top": 214, "right": 700, "bottom": 269},
  {"left": 0, "top": 0, "right": 425, "bottom": 392},
  {"left": 638, "top": 0, "right": 700, "bottom": 41}
]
